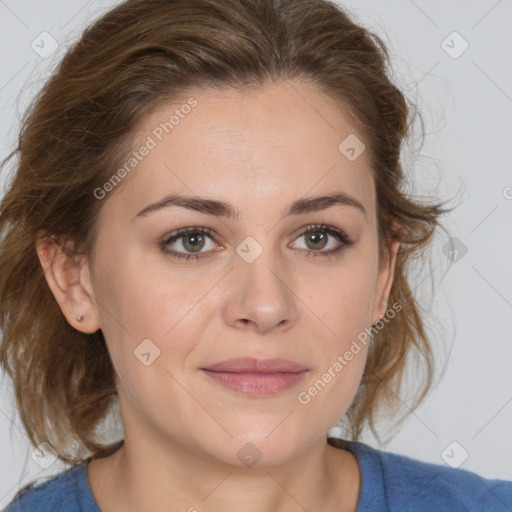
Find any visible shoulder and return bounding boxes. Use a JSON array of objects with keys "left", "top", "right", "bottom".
[
  {"left": 362, "top": 442, "right": 512, "bottom": 511},
  {"left": 2, "top": 463, "right": 97, "bottom": 512}
]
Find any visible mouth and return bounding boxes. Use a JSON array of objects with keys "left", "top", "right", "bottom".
[{"left": 200, "top": 357, "right": 309, "bottom": 397}]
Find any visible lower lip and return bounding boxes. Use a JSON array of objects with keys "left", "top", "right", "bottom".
[{"left": 201, "top": 370, "right": 308, "bottom": 396}]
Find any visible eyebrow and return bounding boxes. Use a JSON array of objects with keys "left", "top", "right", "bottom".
[{"left": 131, "top": 191, "right": 367, "bottom": 221}]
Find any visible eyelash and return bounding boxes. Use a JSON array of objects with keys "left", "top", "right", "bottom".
[{"left": 159, "top": 224, "right": 353, "bottom": 261}]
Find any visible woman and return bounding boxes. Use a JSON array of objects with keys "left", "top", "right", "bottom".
[{"left": 0, "top": 0, "right": 510, "bottom": 510}]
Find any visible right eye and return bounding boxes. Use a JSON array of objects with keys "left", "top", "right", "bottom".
[{"left": 159, "top": 226, "right": 223, "bottom": 260}]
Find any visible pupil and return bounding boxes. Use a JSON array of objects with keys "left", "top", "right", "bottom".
[
  {"left": 184, "top": 233, "right": 204, "bottom": 252},
  {"left": 307, "top": 231, "right": 327, "bottom": 249}
]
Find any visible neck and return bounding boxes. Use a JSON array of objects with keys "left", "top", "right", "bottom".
[{"left": 88, "top": 435, "right": 361, "bottom": 512}]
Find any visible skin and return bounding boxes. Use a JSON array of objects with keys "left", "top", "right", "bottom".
[{"left": 36, "top": 79, "right": 399, "bottom": 512}]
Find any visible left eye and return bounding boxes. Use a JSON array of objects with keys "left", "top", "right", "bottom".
[
  {"left": 290, "top": 224, "right": 352, "bottom": 255},
  {"left": 160, "top": 227, "right": 220, "bottom": 260},
  {"left": 160, "top": 224, "right": 353, "bottom": 261}
]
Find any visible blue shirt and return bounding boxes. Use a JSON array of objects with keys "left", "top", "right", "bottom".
[{"left": 3, "top": 440, "right": 511, "bottom": 511}]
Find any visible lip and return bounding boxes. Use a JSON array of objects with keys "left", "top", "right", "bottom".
[
  {"left": 200, "top": 357, "right": 309, "bottom": 396},
  {"left": 202, "top": 357, "right": 308, "bottom": 373}
]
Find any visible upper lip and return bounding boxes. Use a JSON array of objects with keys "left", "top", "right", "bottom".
[{"left": 201, "top": 357, "right": 308, "bottom": 373}]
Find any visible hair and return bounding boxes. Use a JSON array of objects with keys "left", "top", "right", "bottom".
[{"left": 0, "top": 0, "right": 453, "bottom": 465}]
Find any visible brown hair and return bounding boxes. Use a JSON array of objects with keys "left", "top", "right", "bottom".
[{"left": 0, "top": 0, "right": 453, "bottom": 465}]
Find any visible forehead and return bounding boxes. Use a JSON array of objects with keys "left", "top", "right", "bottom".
[{"left": 101, "top": 80, "right": 376, "bottom": 222}]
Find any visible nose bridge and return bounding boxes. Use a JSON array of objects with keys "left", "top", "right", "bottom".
[
  {"left": 223, "top": 231, "right": 298, "bottom": 333},
  {"left": 237, "top": 231, "right": 289, "bottom": 300}
]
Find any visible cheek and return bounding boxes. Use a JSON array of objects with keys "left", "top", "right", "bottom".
[
  {"left": 295, "top": 347, "right": 369, "bottom": 444},
  {"left": 93, "top": 243, "right": 205, "bottom": 337},
  {"left": 302, "top": 264, "right": 376, "bottom": 383},
  {"left": 293, "top": 266, "right": 377, "bottom": 424},
  {"left": 307, "top": 262, "right": 377, "bottom": 344},
  {"left": 93, "top": 261, "right": 222, "bottom": 396}
]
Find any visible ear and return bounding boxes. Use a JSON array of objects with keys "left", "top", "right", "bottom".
[
  {"left": 371, "top": 229, "right": 400, "bottom": 325},
  {"left": 35, "top": 235, "right": 101, "bottom": 334}
]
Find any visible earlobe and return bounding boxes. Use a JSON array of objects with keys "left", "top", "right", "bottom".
[{"left": 35, "top": 235, "right": 101, "bottom": 334}]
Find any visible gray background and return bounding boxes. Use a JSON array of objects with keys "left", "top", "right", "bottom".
[{"left": 0, "top": 0, "right": 511, "bottom": 506}]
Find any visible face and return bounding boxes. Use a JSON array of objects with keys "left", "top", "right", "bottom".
[{"left": 72, "top": 80, "right": 396, "bottom": 467}]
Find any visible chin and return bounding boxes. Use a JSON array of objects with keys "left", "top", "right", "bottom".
[{"left": 208, "top": 428, "right": 314, "bottom": 469}]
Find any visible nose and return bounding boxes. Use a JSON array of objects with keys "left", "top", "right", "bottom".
[{"left": 222, "top": 244, "right": 299, "bottom": 335}]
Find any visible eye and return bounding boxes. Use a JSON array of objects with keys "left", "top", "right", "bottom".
[
  {"left": 159, "top": 223, "right": 353, "bottom": 261},
  {"left": 159, "top": 227, "right": 222, "bottom": 260},
  {"left": 289, "top": 224, "right": 353, "bottom": 258}
]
